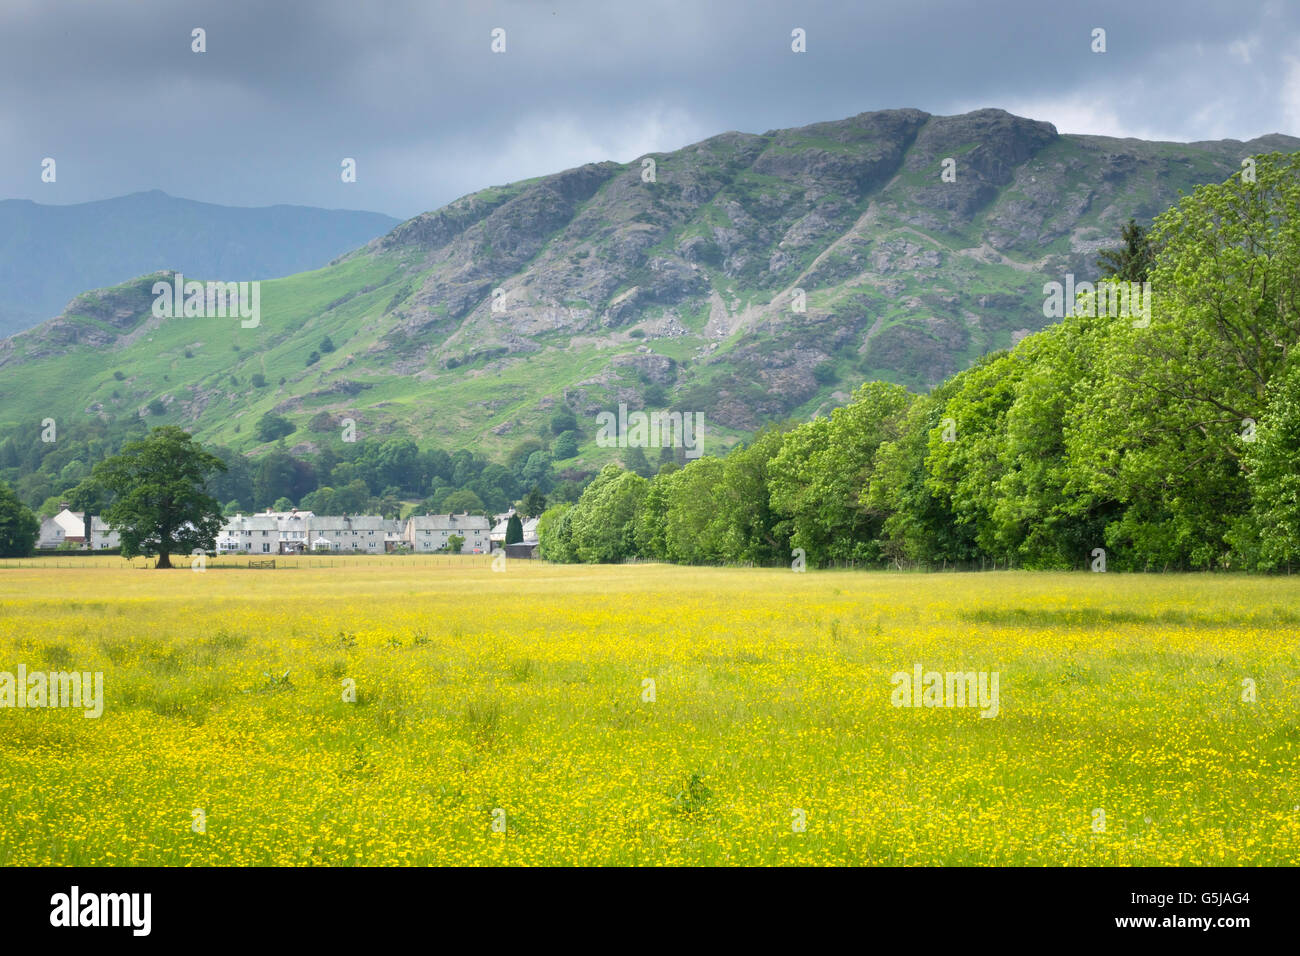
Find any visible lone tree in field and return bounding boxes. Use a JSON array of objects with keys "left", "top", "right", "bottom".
[
  {"left": 91, "top": 426, "right": 226, "bottom": 568},
  {"left": 0, "top": 481, "right": 38, "bottom": 557}
]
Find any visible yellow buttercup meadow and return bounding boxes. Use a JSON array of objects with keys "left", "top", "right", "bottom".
[{"left": 0, "top": 556, "right": 1296, "bottom": 865}]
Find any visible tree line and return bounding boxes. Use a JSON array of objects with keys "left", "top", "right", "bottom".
[
  {"left": 0, "top": 400, "right": 600, "bottom": 528},
  {"left": 539, "top": 153, "right": 1300, "bottom": 572}
]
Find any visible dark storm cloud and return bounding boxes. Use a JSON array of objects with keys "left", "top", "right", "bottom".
[{"left": 1, "top": 0, "right": 1296, "bottom": 219}]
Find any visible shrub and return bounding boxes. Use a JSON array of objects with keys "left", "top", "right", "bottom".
[{"left": 255, "top": 412, "right": 296, "bottom": 443}]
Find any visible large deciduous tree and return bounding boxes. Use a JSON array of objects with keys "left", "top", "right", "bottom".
[
  {"left": 769, "top": 381, "right": 912, "bottom": 566},
  {"left": 537, "top": 503, "right": 576, "bottom": 563},
  {"left": 91, "top": 426, "right": 226, "bottom": 568},
  {"left": 1240, "top": 357, "right": 1300, "bottom": 570},
  {"left": 0, "top": 481, "right": 38, "bottom": 557},
  {"left": 568, "top": 465, "right": 647, "bottom": 563},
  {"left": 1070, "top": 152, "right": 1300, "bottom": 568}
]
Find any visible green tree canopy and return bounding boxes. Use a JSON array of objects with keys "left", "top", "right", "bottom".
[
  {"left": 442, "top": 489, "right": 485, "bottom": 514},
  {"left": 1241, "top": 356, "right": 1300, "bottom": 570},
  {"left": 552, "top": 431, "right": 580, "bottom": 460},
  {"left": 1096, "top": 217, "right": 1155, "bottom": 282},
  {"left": 1070, "top": 152, "right": 1300, "bottom": 568},
  {"left": 769, "top": 381, "right": 912, "bottom": 566},
  {"left": 255, "top": 412, "right": 296, "bottom": 443},
  {"left": 537, "top": 503, "right": 575, "bottom": 562},
  {"left": 521, "top": 488, "right": 547, "bottom": 518},
  {"left": 568, "top": 465, "right": 647, "bottom": 563},
  {"left": 90, "top": 426, "right": 226, "bottom": 568},
  {"left": 0, "top": 481, "right": 39, "bottom": 557},
  {"left": 549, "top": 406, "right": 579, "bottom": 436},
  {"left": 505, "top": 512, "right": 524, "bottom": 544}
]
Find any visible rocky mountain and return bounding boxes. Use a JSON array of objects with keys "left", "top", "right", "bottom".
[
  {"left": 0, "top": 190, "right": 398, "bottom": 337},
  {"left": 1, "top": 108, "right": 1294, "bottom": 461}
]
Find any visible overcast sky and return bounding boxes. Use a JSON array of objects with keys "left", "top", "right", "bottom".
[{"left": 2, "top": 0, "right": 1296, "bottom": 220}]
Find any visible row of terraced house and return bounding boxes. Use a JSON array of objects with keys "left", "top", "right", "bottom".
[{"left": 216, "top": 510, "right": 493, "bottom": 554}]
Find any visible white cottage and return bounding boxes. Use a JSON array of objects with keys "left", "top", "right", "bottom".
[
  {"left": 307, "top": 515, "right": 402, "bottom": 553},
  {"left": 36, "top": 508, "right": 120, "bottom": 550},
  {"left": 218, "top": 509, "right": 317, "bottom": 554},
  {"left": 217, "top": 514, "right": 280, "bottom": 553},
  {"left": 489, "top": 510, "right": 539, "bottom": 550},
  {"left": 405, "top": 513, "right": 491, "bottom": 554}
]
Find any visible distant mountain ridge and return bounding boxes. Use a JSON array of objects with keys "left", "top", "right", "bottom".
[
  {"left": 0, "top": 190, "right": 399, "bottom": 337},
  {"left": 0, "top": 108, "right": 1295, "bottom": 462}
]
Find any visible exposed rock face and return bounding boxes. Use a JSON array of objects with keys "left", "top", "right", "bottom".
[
  {"left": 7, "top": 108, "right": 1295, "bottom": 449},
  {"left": 0, "top": 272, "right": 168, "bottom": 365},
  {"left": 346, "top": 108, "right": 1288, "bottom": 415}
]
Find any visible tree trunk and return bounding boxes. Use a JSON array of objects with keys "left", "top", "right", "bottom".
[{"left": 156, "top": 550, "right": 172, "bottom": 569}]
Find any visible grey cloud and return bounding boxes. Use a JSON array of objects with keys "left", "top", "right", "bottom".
[{"left": 1, "top": 0, "right": 1295, "bottom": 218}]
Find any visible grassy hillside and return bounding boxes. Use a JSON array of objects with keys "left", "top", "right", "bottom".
[
  {"left": 0, "top": 190, "right": 398, "bottom": 337},
  {"left": 2, "top": 109, "right": 1293, "bottom": 468}
]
